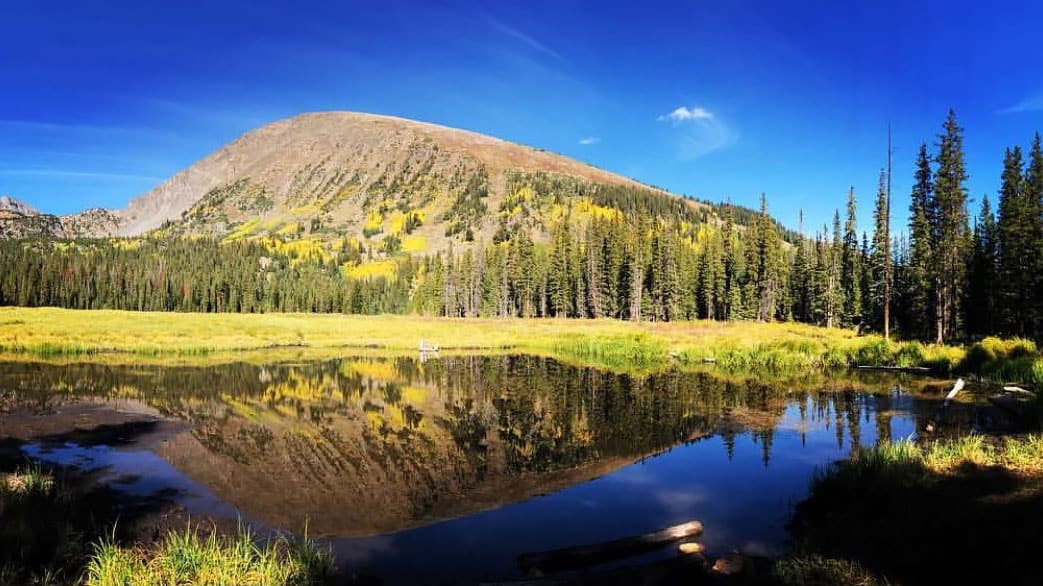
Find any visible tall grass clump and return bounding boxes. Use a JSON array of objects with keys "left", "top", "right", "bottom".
[
  {"left": 772, "top": 555, "right": 885, "bottom": 586},
  {"left": 820, "top": 435, "right": 1043, "bottom": 484},
  {"left": 85, "top": 525, "right": 334, "bottom": 586},
  {"left": 550, "top": 333, "right": 667, "bottom": 372},
  {"left": 0, "top": 464, "right": 87, "bottom": 586},
  {"left": 959, "top": 337, "right": 1041, "bottom": 384}
]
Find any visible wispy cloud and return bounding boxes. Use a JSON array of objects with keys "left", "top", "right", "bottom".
[
  {"left": 0, "top": 168, "right": 162, "bottom": 181},
  {"left": 657, "top": 104, "right": 737, "bottom": 159},
  {"left": 578, "top": 136, "right": 600, "bottom": 145},
  {"left": 999, "top": 94, "right": 1043, "bottom": 114},
  {"left": 0, "top": 119, "right": 170, "bottom": 140},
  {"left": 141, "top": 98, "right": 270, "bottom": 129},
  {"left": 658, "top": 106, "right": 714, "bottom": 122},
  {"left": 487, "top": 17, "right": 563, "bottom": 62}
]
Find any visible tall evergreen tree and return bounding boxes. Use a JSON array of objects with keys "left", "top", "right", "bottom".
[
  {"left": 967, "top": 195, "right": 999, "bottom": 337},
  {"left": 841, "top": 187, "right": 863, "bottom": 328},
  {"left": 747, "top": 194, "right": 784, "bottom": 322},
  {"left": 932, "top": 110, "right": 971, "bottom": 343},
  {"left": 1026, "top": 134, "right": 1043, "bottom": 337},
  {"left": 906, "top": 143, "right": 935, "bottom": 340},
  {"left": 996, "top": 146, "right": 1033, "bottom": 335},
  {"left": 869, "top": 170, "right": 892, "bottom": 334}
]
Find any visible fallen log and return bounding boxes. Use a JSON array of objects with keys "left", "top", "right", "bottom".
[
  {"left": 1003, "top": 385, "right": 1034, "bottom": 396},
  {"left": 517, "top": 520, "right": 703, "bottom": 574}
]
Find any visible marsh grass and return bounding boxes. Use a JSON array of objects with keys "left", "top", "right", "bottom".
[
  {"left": 0, "top": 461, "right": 334, "bottom": 586},
  {"left": 0, "top": 464, "right": 85, "bottom": 586},
  {"left": 833, "top": 435, "right": 1043, "bottom": 478},
  {"left": 3, "top": 307, "right": 1039, "bottom": 381},
  {"left": 957, "top": 337, "right": 1043, "bottom": 384},
  {"left": 772, "top": 555, "right": 886, "bottom": 586},
  {"left": 84, "top": 525, "right": 334, "bottom": 586},
  {"left": 793, "top": 434, "right": 1043, "bottom": 585}
]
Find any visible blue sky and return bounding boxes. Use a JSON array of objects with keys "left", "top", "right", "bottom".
[{"left": 3, "top": 1, "right": 1043, "bottom": 234}]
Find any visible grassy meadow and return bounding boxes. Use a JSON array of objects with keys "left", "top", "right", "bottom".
[{"left": 2, "top": 307, "right": 1041, "bottom": 384}]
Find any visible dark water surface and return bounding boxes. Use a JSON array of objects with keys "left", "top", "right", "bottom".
[{"left": 0, "top": 355, "right": 979, "bottom": 584}]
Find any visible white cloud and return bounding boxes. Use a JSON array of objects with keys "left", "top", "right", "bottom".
[
  {"left": 578, "top": 136, "right": 600, "bottom": 145},
  {"left": 0, "top": 169, "right": 162, "bottom": 181},
  {"left": 487, "top": 17, "right": 563, "bottom": 62},
  {"left": 658, "top": 106, "right": 714, "bottom": 123},
  {"left": 657, "top": 105, "right": 736, "bottom": 159},
  {"left": 999, "top": 94, "right": 1043, "bottom": 114}
]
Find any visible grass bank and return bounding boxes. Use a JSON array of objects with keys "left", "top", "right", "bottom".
[
  {"left": 788, "top": 435, "right": 1043, "bottom": 585},
  {"left": 85, "top": 527, "right": 332, "bottom": 586},
  {"left": 0, "top": 464, "right": 332, "bottom": 586},
  {"left": 1, "top": 307, "right": 1040, "bottom": 383}
]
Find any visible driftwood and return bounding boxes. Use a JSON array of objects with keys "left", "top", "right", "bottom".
[
  {"left": 926, "top": 378, "right": 968, "bottom": 433},
  {"left": 517, "top": 520, "right": 703, "bottom": 574},
  {"left": 1003, "top": 385, "right": 1034, "bottom": 396},
  {"left": 943, "top": 378, "right": 966, "bottom": 407},
  {"left": 856, "top": 365, "right": 933, "bottom": 374},
  {"left": 678, "top": 542, "right": 706, "bottom": 555}
]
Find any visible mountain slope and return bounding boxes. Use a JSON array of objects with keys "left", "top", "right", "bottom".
[
  {"left": 1, "top": 112, "right": 708, "bottom": 253},
  {"left": 120, "top": 112, "right": 661, "bottom": 236}
]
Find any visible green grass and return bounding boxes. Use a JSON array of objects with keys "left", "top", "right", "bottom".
[
  {"left": 85, "top": 525, "right": 333, "bottom": 586},
  {"left": 1, "top": 464, "right": 333, "bottom": 586},
  {"left": 2, "top": 307, "right": 1041, "bottom": 382},
  {"left": 958, "top": 336, "right": 1043, "bottom": 385},
  {"left": 772, "top": 555, "right": 886, "bottom": 586},
  {"left": 791, "top": 435, "right": 1043, "bottom": 585},
  {"left": 1, "top": 465, "right": 85, "bottom": 586},
  {"left": 829, "top": 435, "right": 1043, "bottom": 478}
]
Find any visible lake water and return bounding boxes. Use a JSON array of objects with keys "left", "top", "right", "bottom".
[{"left": 0, "top": 355, "right": 980, "bottom": 584}]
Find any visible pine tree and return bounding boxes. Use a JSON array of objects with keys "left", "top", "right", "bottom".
[
  {"left": 997, "top": 146, "right": 1032, "bottom": 335},
  {"left": 841, "top": 187, "right": 862, "bottom": 328},
  {"left": 1026, "top": 134, "right": 1043, "bottom": 336},
  {"left": 721, "top": 205, "right": 744, "bottom": 320},
  {"left": 747, "top": 194, "right": 784, "bottom": 321},
  {"left": 790, "top": 210, "right": 813, "bottom": 322},
  {"left": 932, "top": 110, "right": 970, "bottom": 343},
  {"left": 869, "top": 170, "right": 892, "bottom": 333},
  {"left": 548, "top": 217, "right": 573, "bottom": 317},
  {"left": 906, "top": 143, "right": 935, "bottom": 340},
  {"left": 826, "top": 210, "right": 843, "bottom": 328},
  {"left": 967, "top": 195, "right": 999, "bottom": 337}
]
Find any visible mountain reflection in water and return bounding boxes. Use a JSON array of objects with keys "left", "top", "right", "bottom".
[{"left": 0, "top": 355, "right": 976, "bottom": 584}]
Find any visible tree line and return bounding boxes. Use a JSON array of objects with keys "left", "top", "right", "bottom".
[{"left": 0, "top": 111, "right": 1040, "bottom": 342}]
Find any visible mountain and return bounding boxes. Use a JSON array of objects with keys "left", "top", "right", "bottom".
[
  {"left": 0, "top": 112, "right": 705, "bottom": 253},
  {"left": 0, "top": 195, "right": 39, "bottom": 216},
  {"left": 0, "top": 194, "right": 120, "bottom": 239}
]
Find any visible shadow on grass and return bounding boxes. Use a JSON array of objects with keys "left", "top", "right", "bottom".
[
  {"left": 0, "top": 424, "right": 177, "bottom": 585},
  {"left": 788, "top": 443, "right": 1043, "bottom": 586}
]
